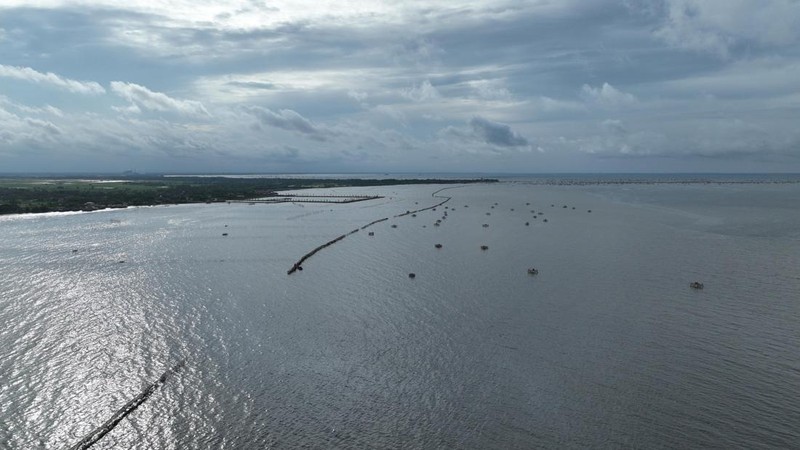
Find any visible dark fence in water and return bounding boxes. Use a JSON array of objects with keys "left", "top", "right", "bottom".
[
  {"left": 68, "top": 360, "right": 186, "bottom": 450},
  {"left": 287, "top": 187, "right": 458, "bottom": 275}
]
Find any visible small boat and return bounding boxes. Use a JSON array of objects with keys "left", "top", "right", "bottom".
[
  {"left": 482, "top": 224, "right": 489, "bottom": 227},
  {"left": 434, "top": 223, "right": 440, "bottom": 226},
  {"left": 222, "top": 233, "right": 228, "bottom": 236},
  {"left": 543, "top": 219, "right": 548, "bottom": 222},
  {"left": 391, "top": 224, "right": 397, "bottom": 228},
  {"left": 525, "top": 222, "right": 529, "bottom": 226},
  {"left": 690, "top": 281, "right": 704, "bottom": 289},
  {"left": 480, "top": 245, "right": 489, "bottom": 250},
  {"left": 435, "top": 244, "right": 443, "bottom": 249},
  {"left": 527, "top": 268, "right": 539, "bottom": 275},
  {"left": 368, "top": 231, "right": 374, "bottom": 236},
  {"left": 408, "top": 273, "right": 416, "bottom": 279}
]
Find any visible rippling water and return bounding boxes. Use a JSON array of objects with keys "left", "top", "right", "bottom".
[{"left": 2, "top": 181, "right": 799, "bottom": 448}]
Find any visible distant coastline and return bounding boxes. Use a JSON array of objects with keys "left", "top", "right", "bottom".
[
  {"left": 0, "top": 175, "right": 496, "bottom": 216},
  {"left": 2, "top": 172, "right": 799, "bottom": 216}
]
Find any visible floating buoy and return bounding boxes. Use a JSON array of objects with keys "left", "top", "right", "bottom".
[
  {"left": 543, "top": 219, "right": 548, "bottom": 222},
  {"left": 525, "top": 222, "right": 529, "bottom": 226},
  {"left": 298, "top": 266, "right": 303, "bottom": 271}
]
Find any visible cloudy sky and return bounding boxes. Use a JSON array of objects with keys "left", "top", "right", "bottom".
[{"left": 1, "top": 0, "right": 799, "bottom": 173}]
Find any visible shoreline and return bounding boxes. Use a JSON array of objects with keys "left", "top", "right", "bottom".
[{"left": 0, "top": 176, "right": 495, "bottom": 216}]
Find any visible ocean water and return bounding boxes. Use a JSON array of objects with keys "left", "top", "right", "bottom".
[{"left": 1, "top": 180, "right": 799, "bottom": 449}]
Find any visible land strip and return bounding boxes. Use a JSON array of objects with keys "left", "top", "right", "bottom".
[{"left": 0, "top": 175, "right": 494, "bottom": 215}]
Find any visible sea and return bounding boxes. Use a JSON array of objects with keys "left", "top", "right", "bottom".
[{"left": 1, "top": 174, "right": 799, "bottom": 449}]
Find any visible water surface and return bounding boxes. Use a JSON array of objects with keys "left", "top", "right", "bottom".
[{"left": 2, "top": 181, "right": 799, "bottom": 448}]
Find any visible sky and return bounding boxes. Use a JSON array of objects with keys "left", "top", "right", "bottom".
[{"left": 1, "top": 0, "right": 799, "bottom": 174}]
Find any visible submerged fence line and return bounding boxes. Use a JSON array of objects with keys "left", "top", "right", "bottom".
[
  {"left": 287, "top": 186, "right": 462, "bottom": 274},
  {"left": 67, "top": 360, "right": 186, "bottom": 450}
]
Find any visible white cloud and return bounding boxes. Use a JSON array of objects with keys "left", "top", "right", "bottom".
[
  {"left": 581, "top": 83, "right": 637, "bottom": 108},
  {"left": 0, "top": 65, "right": 105, "bottom": 95},
  {"left": 0, "top": 96, "right": 65, "bottom": 117},
  {"left": 467, "top": 79, "right": 513, "bottom": 101},
  {"left": 25, "top": 117, "right": 62, "bottom": 136},
  {"left": 403, "top": 80, "right": 441, "bottom": 102},
  {"left": 110, "top": 81, "right": 209, "bottom": 117},
  {"left": 347, "top": 90, "right": 369, "bottom": 103}
]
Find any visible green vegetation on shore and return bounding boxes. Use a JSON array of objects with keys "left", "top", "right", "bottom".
[{"left": 0, "top": 175, "right": 496, "bottom": 215}]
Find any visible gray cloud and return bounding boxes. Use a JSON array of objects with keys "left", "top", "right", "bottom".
[
  {"left": 440, "top": 116, "right": 530, "bottom": 150},
  {"left": 650, "top": 0, "right": 800, "bottom": 58},
  {"left": 245, "top": 106, "right": 333, "bottom": 141},
  {"left": 1, "top": 1, "right": 799, "bottom": 172},
  {"left": 469, "top": 116, "right": 529, "bottom": 147},
  {"left": 226, "top": 81, "right": 277, "bottom": 90}
]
